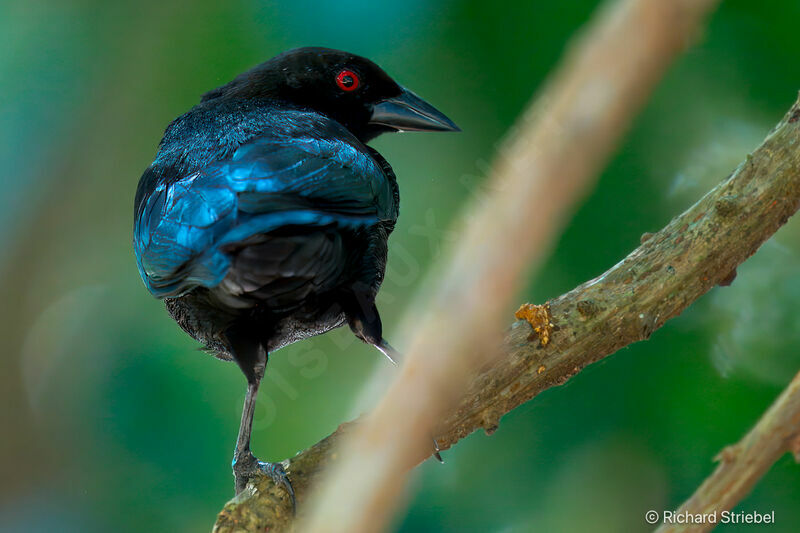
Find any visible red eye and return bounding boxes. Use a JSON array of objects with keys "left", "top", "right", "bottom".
[{"left": 336, "top": 70, "right": 360, "bottom": 91}]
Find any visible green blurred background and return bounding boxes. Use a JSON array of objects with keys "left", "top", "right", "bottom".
[{"left": 2, "top": 0, "right": 800, "bottom": 531}]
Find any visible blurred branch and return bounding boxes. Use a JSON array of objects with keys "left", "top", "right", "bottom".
[
  {"left": 654, "top": 369, "right": 800, "bottom": 533},
  {"left": 212, "top": 0, "right": 737, "bottom": 530}
]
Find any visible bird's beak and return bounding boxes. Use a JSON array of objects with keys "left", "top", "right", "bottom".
[{"left": 370, "top": 88, "right": 460, "bottom": 132}]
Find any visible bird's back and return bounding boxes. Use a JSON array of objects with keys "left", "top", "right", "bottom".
[{"left": 133, "top": 99, "right": 398, "bottom": 353}]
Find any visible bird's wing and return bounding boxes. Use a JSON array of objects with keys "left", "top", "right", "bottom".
[{"left": 134, "top": 119, "right": 395, "bottom": 298}]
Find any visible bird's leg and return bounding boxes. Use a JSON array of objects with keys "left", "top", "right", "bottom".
[
  {"left": 344, "top": 294, "right": 443, "bottom": 462},
  {"left": 232, "top": 377, "right": 265, "bottom": 488},
  {"left": 227, "top": 327, "right": 296, "bottom": 510}
]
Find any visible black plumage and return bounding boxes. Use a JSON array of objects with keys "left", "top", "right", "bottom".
[{"left": 133, "top": 47, "right": 458, "bottom": 502}]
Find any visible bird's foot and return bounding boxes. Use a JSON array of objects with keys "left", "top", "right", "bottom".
[{"left": 233, "top": 451, "right": 296, "bottom": 512}]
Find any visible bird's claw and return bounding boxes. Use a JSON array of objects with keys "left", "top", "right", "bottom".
[
  {"left": 259, "top": 460, "right": 296, "bottom": 512},
  {"left": 233, "top": 451, "right": 296, "bottom": 513}
]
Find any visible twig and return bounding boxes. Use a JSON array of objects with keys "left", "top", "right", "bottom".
[{"left": 653, "top": 370, "right": 800, "bottom": 533}]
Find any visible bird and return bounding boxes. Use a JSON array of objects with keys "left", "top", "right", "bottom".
[{"left": 132, "top": 47, "right": 459, "bottom": 505}]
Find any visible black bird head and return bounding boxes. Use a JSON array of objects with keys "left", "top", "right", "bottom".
[{"left": 201, "top": 47, "right": 459, "bottom": 142}]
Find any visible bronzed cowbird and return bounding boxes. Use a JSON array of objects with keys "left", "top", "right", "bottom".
[{"left": 133, "top": 47, "right": 458, "bottom": 503}]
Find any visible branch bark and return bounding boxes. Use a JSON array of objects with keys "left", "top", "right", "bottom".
[{"left": 654, "top": 369, "right": 800, "bottom": 533}]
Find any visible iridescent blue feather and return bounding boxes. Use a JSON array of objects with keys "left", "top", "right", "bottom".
[{"left": 133, "top": 111, "right": 396, "bottom": 298}]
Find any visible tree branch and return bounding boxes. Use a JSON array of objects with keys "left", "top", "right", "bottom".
[
  {"left": 654, "top": 369, "right": 800, "bottom": 533},
  {"left": 214, "top": 96, "right": 800, "bottom": 532}
]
